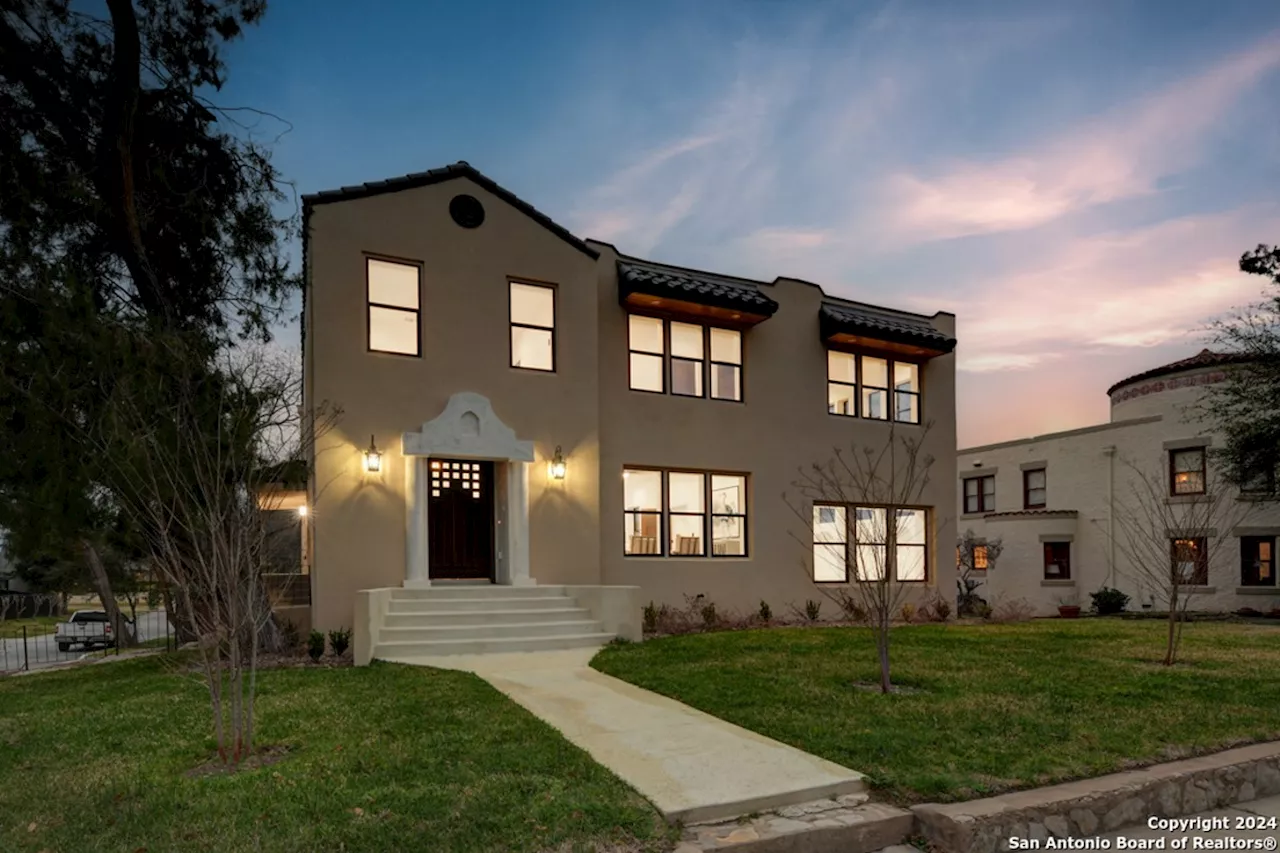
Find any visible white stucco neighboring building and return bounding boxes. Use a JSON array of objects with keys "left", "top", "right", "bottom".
[{"left": 957, "top": 350, "right": 1280, "bottom": 616}]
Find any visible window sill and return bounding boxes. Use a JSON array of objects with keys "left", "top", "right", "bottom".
[
  {"left": 1236, "top": 586, "right": 1280, "bottom": 595},
  {"left": 1041, "top": 579, "right": 1075, "bottom": 587},
  {"left": 961, "top": 512, "right": 988, "bottom": 521},
  {"left": 1165, "top": 494, "right": 1207, "bottom": 505},
  {"left": 1176, "top": 585, "right": 1216, "bottom": 594}
]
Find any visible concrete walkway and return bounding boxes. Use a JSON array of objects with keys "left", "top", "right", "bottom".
[{"left": 390, "top": 647, "right": 866, "bottom": 823}]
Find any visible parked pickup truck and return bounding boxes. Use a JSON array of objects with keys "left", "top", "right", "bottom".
[{"left": 55, "top": 610, "right": 116, "bottom": 652}]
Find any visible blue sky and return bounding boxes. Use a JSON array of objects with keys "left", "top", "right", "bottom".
[{"left": 221, "top": 0, "right": 1280, "bottom": 446}]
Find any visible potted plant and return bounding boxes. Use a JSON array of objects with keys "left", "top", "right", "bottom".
[{"left": 1057, "top": 594, "right": 1081, "bottom": 619}]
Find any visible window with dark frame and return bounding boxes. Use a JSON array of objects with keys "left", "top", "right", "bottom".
[
  {"left": 1241, "top": 536, "right": 1276, "bottom": 587},
  {"left": 1170, "top": 448, "right": 1207, "bottom": 495},
  {"left": 826, "top": 350, "right": 921, "bottom": 423},
  {"left": 1043, "top": 541, "right": 1071, "bottom": 580},
  {"left": 812, "top": 503, "right": 929, "bottom": 583},
  {"left": 827, "top": 351, "right": 857, "bottom": 415},
  {"left": 1171, "top": 537, "right": 1209, "bottom": 585},
  {"left": 861, "top": 356, "right": 889, "bottom": 421},
  {"left": 366, "top": 257, "right": 421, "bottom": 356},
  {"left": 623, "top": 468, "right": 748, "bottom": 557},
  {"left": 973, "top": 544, "right": 989, "bottom": 570},
  {"left": 628, "top": 315, "right": 742, "bottom": 401},
  {"left": 509, "top": 281, "right": 555, "bottom": 371},
  {"left": 963, "top": 475, "right": 995, "bottom": 514},
  {"left": 1023, "top": 468, "right": 1047, "bottom": 509}
]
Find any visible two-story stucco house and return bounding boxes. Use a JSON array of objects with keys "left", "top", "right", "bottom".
[
  {"left": 300, "top": 162, "right": 958, "bottom": 662},
  {"left": 957, "top": 350, "right": 1280, "bottom": 617}
]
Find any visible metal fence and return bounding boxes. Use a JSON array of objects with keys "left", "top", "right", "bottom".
[{"left": 0, "top": 610, "right": 177, "bottom": 675}]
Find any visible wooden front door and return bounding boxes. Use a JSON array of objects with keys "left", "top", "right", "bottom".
[{"left": 428, "top": 459, "right": 494, "bottom": 580}]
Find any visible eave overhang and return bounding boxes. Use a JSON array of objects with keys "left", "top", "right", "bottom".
[
  {"left": 820, "top": 302, "right": 956, "bottom": 359},
  {"left": 618, "top": 259, "right": 779, "bottom": 328}
]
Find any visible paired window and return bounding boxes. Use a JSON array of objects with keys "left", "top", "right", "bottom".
[
  {"left": 623, "top": 468, "right": 748, "bottom": 557},
  {"left": 826, "top": 352, "right": 920, "bottom": 423},
  {"left": 1169, "top": 448, "right": 1207, "bottom": 496},
  {"left": 1171, "top": 537, "right": 1209, "bottom": 585},
  {"left": 509, "top": 281, "right": 555, "bottom": 371},
  {"left": 1241, "top": 536, "right": 1276, "bottom": 587},
  {"left": 367, "top": 257, "right": 422, "bottom": 356},
  {"left": 1023, "top": 468, "right": 1046, "bottom": 509},
  {"left": 1043, "top": 542, "right": 1071, "bottom": 580},
  {"left": 963, "top": 475, "right": 995, "bottom": 514},
  {"left": 628, "top": 316, "right": 743, "bottom": 401},
  {"left": 812, "top": 504, "right": 928, "bottom": 583}
]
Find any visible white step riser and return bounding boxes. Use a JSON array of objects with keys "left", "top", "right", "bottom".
[
  {"left": 375, "top": 632, "right": 614, "bottom": 658},
  {"left": 379, "top": 621, "right": 603, "bottom": 641},
  {"left": 387, "top": 597, "right": 575, "bottom": 613},
  {"left": 383, "top": 608, "right": 593, "bottom": 628},
  {"left": 390, "top": 586, "right": 569, "bottom": 600}
]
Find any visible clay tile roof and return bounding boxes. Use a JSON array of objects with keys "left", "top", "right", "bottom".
[
  {"left": 982, "top": 509, "right": 1079, "bottom": 519},
  {"left": 301, "top": 161, "right": 598, "bottom": 259},
  {"left": 819, "top": 302, "right": 957, "bottom": 353},
  {"left": 616, "top": 257, "right": 780, "bottom": 316},
  {"left": 1106, "top": 349, "right": 1251, "bottom": 396}
]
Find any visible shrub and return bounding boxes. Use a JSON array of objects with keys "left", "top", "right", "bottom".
[
  {"left": 931, "top": 597, "right": 951, "bottom": 621},
  {"left": 1236, "top": 606, "right": 1263, "bottom": 617},
  {"left": 974, "top": 601, "right": 993, "bottom": 619},
  {"left": 804, "top": 599, "right": 821, "bottom": 622},
  {"left": 1090, "top": 586, "right": 1130, "bottom": 615},
  {"left": 307, "top": 630, "right": 326, "bottom": 661},
  {"left": 900, "top": 602, "right": 916, "bottom": 623},
  {"left": 758, "top": 600, "right": 772, "bottom": 623},
  {"left": 278, "top": 618, "right": 301, "bottom": 652},
  {"left": 700, "top": 600, "right": 718, "bottom": 628},
  {"left": 987, "top": 596, "right": 1034, "bottom": 623},
  {"left": 642, "top": 601, "right": 659, "bottom": 634},
  {"left": 839, "top": 595, "right": 868, "bottom": 623},
  {"left": 328, "top": 627, "right": 351, "bottom": 657}
]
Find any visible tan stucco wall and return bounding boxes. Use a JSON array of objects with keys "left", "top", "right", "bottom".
[
  {"left": 958, "top": 364, "right": 1280, "bottom": 616},
  {"left": 305, "top": 176, "right": 958, "bottom": 631}
]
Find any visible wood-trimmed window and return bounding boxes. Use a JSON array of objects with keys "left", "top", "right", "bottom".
[
  {"left": 628, "top": 315, "right": 742, "bottom": 401},
  {"left": 367, "top": 257, "right": 421, "bottom": 356},
  {"left": 963, "top": 475, "right": 995, "bottom": 514},
  {"left": 1171, "top": 537, "right": 1209, "bottom": 585},
  {"left": 825, "top": 351, "right": 921, "bottom": 424},
  {"left": 812, "top": 503, "right": 929, "bottom": 583},
  {"left": 509, "top": 281, "right": 555, "bottom": 371},
  {"left": 1170, "top": 448, "right": 1206, "bottom": 496},
  {"left": 1023, "top": 468, "right": 1046, "bottom": 509},
  {"left": 1241, "top": 536, "right": 1276, "bottom": 587},
  {"left": 623, "top": 468, "right": 748, "bottom": 557},
  {"left": 1043, "top": 541, "right": 1070, "bottom": 580}
]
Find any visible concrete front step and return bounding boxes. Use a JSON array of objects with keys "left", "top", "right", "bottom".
[
  {"left": 379, "top": 620, "right": 604, "bottom": 642},
  {"left": 382, "top": 607, "right": 594, "bottom": 628},
  {"left": 678, "top": 797, "right": 913, "bottom": 853},
  {"left": 390, "top": 585, "right": 569, "bottom": 599},
  {"left": 387, "top": 596, "right": 575, "bottom": 613},
  {"left": 375, "top": 631, "right": 615, "bottom": 658}
]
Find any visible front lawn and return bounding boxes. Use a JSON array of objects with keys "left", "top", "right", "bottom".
[
  {"left": 592, "top": 619, "right": 1280, "bottom": 804},
  {"left": 0, "top": 616, "right": 62, "bottom": 638},
  {"left": 0, "top": 655, "right": 670, "bottom": 853}
]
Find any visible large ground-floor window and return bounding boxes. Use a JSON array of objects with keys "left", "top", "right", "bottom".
[
  {"left": 812, "top": 503, "right": 929, "bottom": 583},
  {"left": 623, "top": 468, "right": 748, "bottom": 557},
  {"left": 1171, "top": 537, "right": 1209, "bottom": 586}
]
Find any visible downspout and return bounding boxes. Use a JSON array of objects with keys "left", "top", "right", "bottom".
[{"left": 1103, "top": 445, "right": 1116, "bottom": 587}]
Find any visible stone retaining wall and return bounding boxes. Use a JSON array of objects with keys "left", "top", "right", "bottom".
[{"left": 912, "top": 742, "right": 1280, "bottom": 853}]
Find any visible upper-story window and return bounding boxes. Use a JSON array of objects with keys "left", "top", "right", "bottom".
[
  {"left": 509, "top": 281, "right": 555, "bottom": 372},
  {"left": 628, "top": 315, "right": 742, "bottom": 401},
  {"left": 1170, "top": 448, "right": 1206, "bottom": 496},
  {"left": 963, "top": 475, "right": 994, "bottom": 514},
  {"left": 826, "top": 351, "right": 920, "bottom": 424},
  {"left": 1023, "top": 468, "right": 1046, "bottom": 509},
  {"left": 367, "top": 257, "right": 421, "bottom": 356}
]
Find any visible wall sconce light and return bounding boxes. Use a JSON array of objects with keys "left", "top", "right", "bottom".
[
  {"left": 548, "top": 445, "right": 567, "bottom": 480},
  {"left": 296, "top": 505, "right": 308, "bottom": 518},
  {"left": 363, "top": 435, "right": 382, "bottom": 474}
]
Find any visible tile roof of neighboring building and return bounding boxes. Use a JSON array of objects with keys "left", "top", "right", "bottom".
[
  {"left": 300, "top": 161, "right": 599, "bottom": 259},
  {"left": 819, "top": 302, "right": 957, "bottom": 353},
  {"left": 617, "top": 256, "right": 780, "bottom": 316},
  {"left": 1106, "top": 349, "right": 1251, "bottom": 396},
  {"left": 983, "top": 510, "right": 1079, "bottom": 519}
]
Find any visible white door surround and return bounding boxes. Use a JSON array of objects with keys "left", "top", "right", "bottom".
[{"left": 401, "top": 392, "right": 535, "bottom": 588}]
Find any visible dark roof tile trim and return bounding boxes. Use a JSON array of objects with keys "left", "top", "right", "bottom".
[
  {"left": 820, "top": 302, "right": 957, "bottom": 353},
  {"left": 1106, "top": 349, "right": 1251, "bottom": 396},
  {"left": 617, "top": 257, "right": 780, "bottom": 315},
  {"left": 983, "top": 510, "right": 1079, "bottom": 519},
  {"left": 301, "top": 161, "right": 599, "bottom": 259}
]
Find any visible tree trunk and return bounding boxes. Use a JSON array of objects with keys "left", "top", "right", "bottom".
[
  {"left": 81, "top": 540, "right": 135, "bottom": 646},
  {"left": 878, "top": 612, "right": 892, "bottom": 693},
  {"left": 1164, "top": 590, "right": 1178, "bottom": 666}
]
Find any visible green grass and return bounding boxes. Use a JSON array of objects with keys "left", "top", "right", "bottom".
[
  {"left": 0, "top": 655, "right": 671, "bottom": 853},
  {"left": 0, "top": 616, "right": 62, "bottom": 638},
  {"left": 592, "top": 619, "right": 1280, "bottom": 804}
]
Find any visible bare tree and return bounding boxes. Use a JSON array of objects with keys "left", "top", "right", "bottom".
[
  {"left": 956, "top": 528, "right": 1003, "bottom": 616},
  {"left": 787, "top": 422, "right": 938, "bottom": 693},
  {"left": 1107, "top": 453, "right": 1253, "bottom": 665}
]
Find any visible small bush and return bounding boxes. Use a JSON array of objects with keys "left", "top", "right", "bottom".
[
  {"left": 1090, "top": 586, "right": 1130, "bottom": 615},
  {"left": 900, "top": 602, "right": 916, "bottom": 623},
  {"left": 278, "top": 618, "right": 301, "bottom": 652},
  {"left": 328, "top": 627, "right": 351, "bottom": 657},
  {"left": 804, "top": 599, "right": 821, "bottom": 622},
  {"left": 642, "top": 601, "right": 659, "bottom": 634},
  {"left": 931, "top": 597, "right": 951, "bottom": 621},
  {"left": 974, "top": 601, "right": 993, "bottom": 620},
  {"left": 307, "top": 630, "right": 326, "bottom": 661},
  {"left": 607, "top": 636, "right": 633, "bottom": 647},
  {"left": 1236, "top": 607, "right": 1263, "bottom": 617},
  {"left": 758, "top": 600, "right": 772, "bottom": 623},
  {"left": 700, "top": 600, "right": 719, "bottom": 628}
]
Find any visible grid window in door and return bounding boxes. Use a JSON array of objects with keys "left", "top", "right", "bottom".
[
  {"left": 367, "top": 258, "right": 421, "bottom": 355},
  {"left": 1241, "top": 536, "right": 1276, "bottom": 587},
  {"left": 510, "top": 281, "right": 555, "bottom": 371},
  {"left": 623, "top": 469, "right": 663, "bottom": 555},
  {"left": 430, "top": 460, "right": 485, "bottom": 500},
  {"left": 668, "top": 472, "right": 706, "bottom": 555}
]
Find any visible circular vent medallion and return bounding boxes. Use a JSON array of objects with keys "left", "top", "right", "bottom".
[{"left": 449, "top": 194, "right": 485, "bottom": 228}]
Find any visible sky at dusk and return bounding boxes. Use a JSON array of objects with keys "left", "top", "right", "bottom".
[{"left": 219, "top": 0, "right": 1280, "bottom": 448}]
